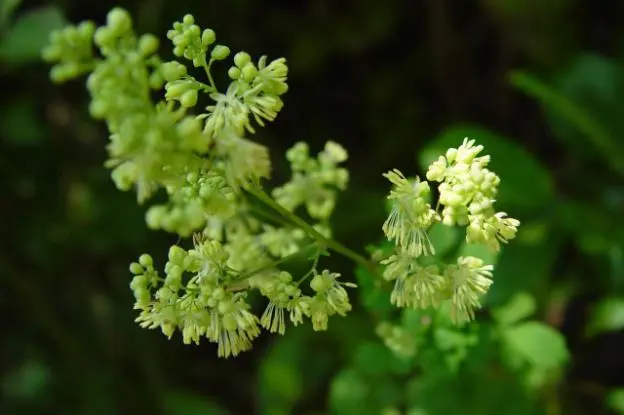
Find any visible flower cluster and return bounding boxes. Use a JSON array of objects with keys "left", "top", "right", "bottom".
[
  {"left": 273, "top": 141, "right": 349, "bottom": 222},
  {"left": 44, "top": 8, "right": 355, "bottom": 357},
  {"left": 380, "top": 139, "right": 520, "bottom": 323}
]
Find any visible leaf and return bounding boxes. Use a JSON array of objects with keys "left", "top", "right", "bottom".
[
  {"left": 607, "top": 389, "right": 624, "bottom": 414},
  {"left": 353, "top": 341, "right": 412, "bottom": 376},
  {"left": 329, "top": 369, "right": 371, "bottom": 415},
  {"left": 456, "top": 240, "right": 500, "bottom": 267},
  {"left": 162, "top": 390, "right": 226, "bottom": 415},
  {"left": 484, "top": 237, "right": 560, "bottom": 306},
  {"left": 492, "top": 292, "right": 537, "bottom": 325},
  {"left": 419, "top": 125, "right": 554, "bottom": 213},
  {"left": 510, "top": 56, "right": 624, "bottom": 174},
  {"left": 0, "top": 0, "right": 22, "bottom": 28},
  {"left": 355, "top": 266, "right": 394, "bottom": 317},
  {"left": 0, "top": 6, "right": 67, "bottom": 65},
  {"left": 428, "top": 222, "right": 460, "bottom": 258},
  {"left": 502, "top": 321, "right": 570, "bottom": 369},
  {"left": 585, "top": 297, "right": 624, "bottom": 337}
]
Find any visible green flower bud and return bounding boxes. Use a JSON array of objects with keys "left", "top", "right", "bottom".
[
  {"left": 180, "top": 89, "right": 198, "bottom": 108},
  {"left": 182, "top": 14, "right": 194, "bottom": 25},
  {"left": 161, "top": 61, "right": 187, "bottom": 81},
  {"left": 139, "top": 254, "right": 153, "bottom": 267},
  {"left": 241, "top": 62, "right": 257, "bottom": 82},
  {"left": 210, "top": 45, "right": 230, "bottom": 60},
  {"left": 227, "top": 66, "right": 240, "bottom": 80},
  {"left": 106, "top": 8, "right": 132, "bottom": 35},
  {"left": 234, "top": 51, "right": 251, "bottom": 68},
  {"left": 201, "top": 29, "right": 216, "bottom": 46},
  {"left": 310, "top": 274, "right": 331, "bottom": 293},
  {"left": 129, "top": 262, "right": 143, "bottom": 274},
  {"left": 139, "top": 34, "right": 159, "bottom": 56},
  {"left": 94, "top": 27, "right": 112, "bottom": 47}
]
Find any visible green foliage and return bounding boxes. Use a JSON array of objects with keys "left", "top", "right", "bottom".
[
  {"left": 0, "top": 6, "right": 67, "bottom": 65},
  {"left": 6, "top": 1, "right": 624, "bottom": 414}
]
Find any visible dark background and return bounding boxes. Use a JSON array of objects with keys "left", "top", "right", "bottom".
[{"left": 2, "top": 0, "right": 624, "bottom": 414}]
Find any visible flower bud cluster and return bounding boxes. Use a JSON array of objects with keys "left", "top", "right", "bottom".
[
  {"left": 426, "top": 138, "right": 520, "bottom": 251},
  {"left": 273, "top": 141, "right": 349, "bottom": 221},
  {"left": 380, "top": 138, "right": 520, "bottom": 323}
]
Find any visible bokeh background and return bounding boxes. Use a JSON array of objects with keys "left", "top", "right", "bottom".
[{"left": 2, "top": 0, "right": 624, "bottom": 414}]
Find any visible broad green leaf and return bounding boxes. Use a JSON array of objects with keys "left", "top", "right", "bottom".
[
  {"left": 0, "top": 6, "right": 67, "bottom": 65},
  {"left": 163, "top": 391, "right": 226, "bottom": 415},
  {"left": 355, "top": 266, "right": 394, "bottom": 317},
  {"left": 484, "top": 238, "right": 559, "bottom": 306},
  {"left": 607, "top": 389, "right": 624, "bottom": 414},
  {"left": 353, "top": 341, "right": 412, "bottom": 375},
  {"left": 428, "top": 223, "right": 460, "bottom": 258},
  {"left": 329, "top": 369, "right": 370, "bottom": 415},
  {"left": 456, "top": 240, "right": 499, "bottom": 267},
  {"left": 0, "top": 0, "right": 22, "bottom": 28},
  {"left": 502, "top": 321, "right": 569, "bottom": 369},
  {"left": 419, "top": 125, "right": 554, "bottom": 212},
  {"left": 585, "top": 297, "right": 624, "bottom": 337},
  {"left": 510, "top": 55, "right": 624, "bottom": 174},
  {"left": 258, "top": 329, "right": 311, "bottom": 415},
  {"left": 492, "top": 292, "right": 537, "bottom": 325}
]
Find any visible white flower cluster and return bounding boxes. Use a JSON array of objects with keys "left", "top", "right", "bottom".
[{"left": 380, "top": 138, "right": 520, "bottom": 323}]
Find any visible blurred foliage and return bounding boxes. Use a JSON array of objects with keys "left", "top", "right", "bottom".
[{"left": 2, "top": 0, "right": 624, "bottom": 414}]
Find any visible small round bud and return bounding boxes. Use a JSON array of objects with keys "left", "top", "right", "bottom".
[
  {"left": 182, "top": 14, "right": 194, "bottom": 25},
  {"left": 201, "top": 29, "right": 216, "bottom": 46},
  {"left": 139, "top": 254, "right": 153, "bottom": 267},
  {"left": 94, "top": 27, "right": 112, "bottom": 47},
  {"left": 233, "top": 51, "right": 251, "bottom": 68},
  {"left": 129, "top": 262, "right": 143, "bottom": 274},
  {"left": 241, "top": 63, "right": 257, "bottom": 82},
  {"left": 173, "top": 46, "right": 185, "bottom": 57},
  {"left": 210, "top": 45, "right": 230, "bottom": 61},
  {"left": 107, "top": 8, "right": 131, "bottom": 34},
  {"left": 78, "top": 21, "right": 96, "bottom": 38},
  {"left": 180, "top": 90, "right": 198, "bottom": 108},
  {"left": 88, "top": 100, "right": 108, "bottom": 119},
  {"left": 279, "top": 271, "right": 292, "bottom": 284},
  {"left": 161, "top": 61, "right": 187, "bottom": 81},
  {"left": 310, "top": 274, "right": 331, "bottom": 293},
  {"left": 227, "top": 66, "right": 240, "bottom": 80},
  {"left": 177, "top": 117, "right": 201, "bottom": 137},
  {"left": 139, "top": 34, "right": 159, "bottom": 56}
]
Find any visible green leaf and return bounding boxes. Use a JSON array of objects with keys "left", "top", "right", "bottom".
[
  {"left": 0, "top": 0, "right": 22, "bottom": 28},
  {"left": 428, "top": 222, "right": 460, "bottom": 258},
  {"left": 353, "top": 341, "right": 412, "bottom": 376},
  {"left": 502, "top": 321, "right": 569, "bottom": 369},
  {"left": 419, "top": 125, "right": 554, "bottom": 213},
  {"left": 510, "top": 56, "right": 624, "bottom": 174},
  {"left": 585, "top": 297, "right": 624, "bottom": 337},
  {"left": 329, "top": 369, "right": 371, "bottom": 415},
  {"left": 492, "top": 292, "right": 537, "bottom": 325},
  {"left": 607, "top": 389, "right": 624, "bottom": 414},
  {"left": 355, "top": 266, "right": 394, "bottom": 317},
  {"left": 0, "top": 6, "right": 67, "bottom": 65},
  {"left": 163, "top": 391, "right": 226, "bottom": 415},
  {"left": 484, "top": 238, "right": 559, "bottom": 306},
  {"left": 456, "top": 240, "right": 500, "bottom": 266}
]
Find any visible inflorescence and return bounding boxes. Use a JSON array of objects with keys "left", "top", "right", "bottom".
[{"left": 44, "top": 8, "right": 519, "bottom": 357}]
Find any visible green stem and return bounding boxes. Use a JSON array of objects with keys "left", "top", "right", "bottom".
[
  {"left": 202, "top": 57, "right": 217, "bottom": 91},
  {"left": 247, "top": 186, "right": 379, "bottom": 276},
  {"left": 227, "top": 243, "right": 320, "bottom": 292}
]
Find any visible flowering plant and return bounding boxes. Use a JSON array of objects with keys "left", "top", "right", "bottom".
[{"left": 43, "top": 7, "right": 519, "bottom": 358}]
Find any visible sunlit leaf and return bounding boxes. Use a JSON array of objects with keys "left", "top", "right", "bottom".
[
  {"left": 0, "top": 6, "right": 67, "bottom": 64},
  {"left": 585, "top": 297, "right": 624, "bottom": 337},
  {"left": 492, "top": 292, "right": 537, "bottom": 325},
  {"left": 502, "top": 321, "right": 569, "bottom": 369}
]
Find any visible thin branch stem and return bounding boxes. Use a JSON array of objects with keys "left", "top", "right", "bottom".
[{"left": 246, "top": 186, "right": 379, "bottom": 277}]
